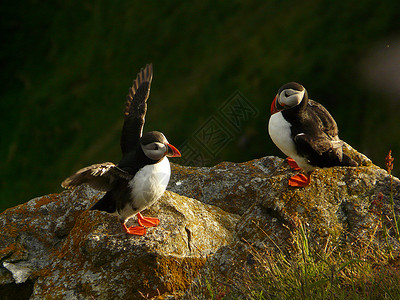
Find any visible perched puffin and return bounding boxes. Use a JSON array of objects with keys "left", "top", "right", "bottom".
[
  {"left": 62, "top": 64, "right": 181, "bottom": 235},
  {"left": 268, "top": 82, "right": 357, "bottom": 187}
]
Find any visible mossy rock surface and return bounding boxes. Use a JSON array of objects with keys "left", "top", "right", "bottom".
[
  {"left": 0, "top": 188, "right": 238, "bottom": 299},
  {"left": 1, "top": 146, "right": 400, "bottom": 299}
]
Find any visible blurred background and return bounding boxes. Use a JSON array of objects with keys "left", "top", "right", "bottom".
[{"left": 2, "top": 1, "right": 400, "bottom": 212}]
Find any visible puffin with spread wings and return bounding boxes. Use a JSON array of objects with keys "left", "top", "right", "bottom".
[
  {"left": 268, "top": 82, "right": 357, "bottom": 187},
  {"left": 62, "top": 64, "right": 181, "bottom": 235}
]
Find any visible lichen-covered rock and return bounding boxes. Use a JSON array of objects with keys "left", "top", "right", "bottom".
[
  {"left": 169, "top": 156, "right": 283, "bottom": 216},
  {"left": 168, "top": 143, "right": 373, "bottom": 217},
  {"left": 0, "top": 187, "right": 238, "bottom": 299},
  {"left": 1, "top": 145, "right": 399, "bottom": 299},
  {"left": 0, "top": 187, "right": 100, "bottom": 299},
  {"left": 174, "top": 146, "right": 400, "bottom": 293},
  {"left": 196, "top": 163, "right": 400, "bottom": 283}
]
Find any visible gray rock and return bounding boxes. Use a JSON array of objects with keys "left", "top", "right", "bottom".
[
  {"left": 3, "top": 262, "right": 32, "bottom": 284},
  {"left": 0, "top": 187, "right": 238, "bottom": 299},
  {"left": 1, "top": 146, "right": 399, "bottom": 299}
]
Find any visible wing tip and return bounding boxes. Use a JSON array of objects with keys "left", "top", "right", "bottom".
[
  {"left": 139, "top": 63, "right": 153, "bottom": 85},
  {"left": 124, "top": 63, "right": 153, "bottom": 116},
  {"left": 61, "top": 162, "right": 117, "bottom": 191},
  {"left": 61, "top": 179, "right": 73, "bottom": 189}
]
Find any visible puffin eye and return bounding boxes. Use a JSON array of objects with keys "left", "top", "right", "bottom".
[
  {"left": 154, "top": 144, "right": 158, "bottom": 150},
  {"left": 284, "top": 91, "right": 290, "bottom": 97}
]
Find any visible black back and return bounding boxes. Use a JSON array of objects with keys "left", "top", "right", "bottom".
[
  {"left": 280, "top": 86, "right": 356, "bottom": 168},
  {"left": 283, "top": 99, "right": 339, "bottom": 140},
  {"left": 90, "top": 180, "right": 130, "bottom": 213}
]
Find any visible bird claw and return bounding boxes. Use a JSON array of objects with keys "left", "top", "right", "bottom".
[
  {"left": 137, "top": 212, "right": 159, "bottom": 227},
  {"left": 288, "top": 174, "right": 311, "bottom": 187},
  {"left": 123, "top": 224, "right": 147, "bottom": 236},
  {"left": 121, "top": 213, "right": 160, "bottom": 236}
]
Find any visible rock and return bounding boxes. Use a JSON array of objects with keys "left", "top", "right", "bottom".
[
  {"left": 169, "top": 156, "right": 284, "bottom": 216},
  {"left": 193, "top": 161, "right": 400, "bottom": 282},
  {"left": 0, "top": 187, "right": 238, "bottom": 299},
  {"left": 1, "top": 145, "right": 399, "bottom": 299},
  {"left": 3, "top": 262, "right": 32, "bottom": 284},
  {"left": 168, "top": 143, "right": 372, "bottom": 216},
  {"left": 175, "top": 146, "right": 400, "bottom": 295}
]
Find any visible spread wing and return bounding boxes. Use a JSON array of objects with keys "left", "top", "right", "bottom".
[
  {"left": 61, "top": 162, "right": 133, "bottom": 191},
  {"left": 120, "top": 63, "right": 153, "bottom": 155}
]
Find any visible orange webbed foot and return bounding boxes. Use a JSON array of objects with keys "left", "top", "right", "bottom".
[
  {"left": 288, "top": 174, "right": 311, "bottom": 187},
  {"left": 123, "top": 223, "right": 147, "bottom": 236},
  {"left": 137, "top": 212, "right": 160, "bottom": 228},
  {"left": 287, "top": 157, "right": 301, "bottom": 171}
]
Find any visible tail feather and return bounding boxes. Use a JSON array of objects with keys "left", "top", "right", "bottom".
[{"left": 341, "top": 153, "right": 358, "bottom": 167}]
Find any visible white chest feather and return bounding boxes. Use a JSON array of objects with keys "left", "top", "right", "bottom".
[
  {"left": 269, "top": 113, "right": 297, "bottom": 157},
  {"left": 126, "top": 157, "right": 171, "bottom": 214},
  {"left": 268, "top": 113, "right": 314, "bottom": 172}
]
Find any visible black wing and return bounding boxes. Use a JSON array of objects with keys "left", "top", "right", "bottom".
[
  {"left": 120, "top": 63, "right": 153, "bottom": 155},
  {"left": 307, "top": 100, "right": 338, "bottom": 138},
  {"left": 61, "top": 162, "right": 133, "bottom": 191},
  {"left": 294, "top": 133, "right": 344, "bottom": 166},
  {"left": 294, "top": 100, "right": 356, "bottom": 167}
]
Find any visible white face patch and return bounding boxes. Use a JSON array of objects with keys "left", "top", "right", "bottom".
[
  {"left": 278, "top": 88, "right": 305, "bottom": 108},
  {"left": 142, "top": 142, "right": 167, "bottom": 160}
]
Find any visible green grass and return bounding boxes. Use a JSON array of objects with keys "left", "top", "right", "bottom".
[
  {"left": 186, "top": 221, "right": 400, "bottom": 300},
  {"left": 185, "top": 152, "right": 400, "bottom": 299},
  {"left": 2, "top": 1, "right": 400, "bottom": 211}
]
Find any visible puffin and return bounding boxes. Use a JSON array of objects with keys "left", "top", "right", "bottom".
[
  {"left": 62, "top": 64, "right": 181, "bottom": 235},
  {"left": 268, "top": 82, "right": 357, "bottom": 187}
]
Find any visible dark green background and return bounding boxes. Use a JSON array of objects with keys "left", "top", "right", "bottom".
[{"left": 2, "top": 1, "right": 400, "bottom": 212}]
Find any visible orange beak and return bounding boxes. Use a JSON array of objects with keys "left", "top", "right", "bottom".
[
  {"left": 270, "top": 95, "right": 279, "bottom": 114},
  {"left": 165, "top": 143, "right": 181, "bottom": 157}
]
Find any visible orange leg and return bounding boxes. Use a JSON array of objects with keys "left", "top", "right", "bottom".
[
  {"left": 287, "top": 157, "right": 301, "bottom": 171},
  {"left": 288, "top": 173, "right": 311, "bottom": 187},
  {"left": 137, "top": 212, "right": 160, "bottom": 228},
  {"left": 123, "top": 223, "right": 146, "bottom": 236}
]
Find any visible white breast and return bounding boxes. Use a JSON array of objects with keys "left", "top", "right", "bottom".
[
  {"left": 269, "top": 113, "right": 297, "bottom": 157},
  {"left": 119, "top": 157, "right": 171, "bottom": 221},
  {"left": 268, "top": 113, "right": 314, "bottom": 172}
]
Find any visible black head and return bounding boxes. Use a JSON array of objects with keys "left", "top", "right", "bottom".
[
  {"left": 271, "top": 82, "right": 308, "bottom": 114},
  {"left": 140, "top": 131, "right": 181, "bottom": 161}
]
